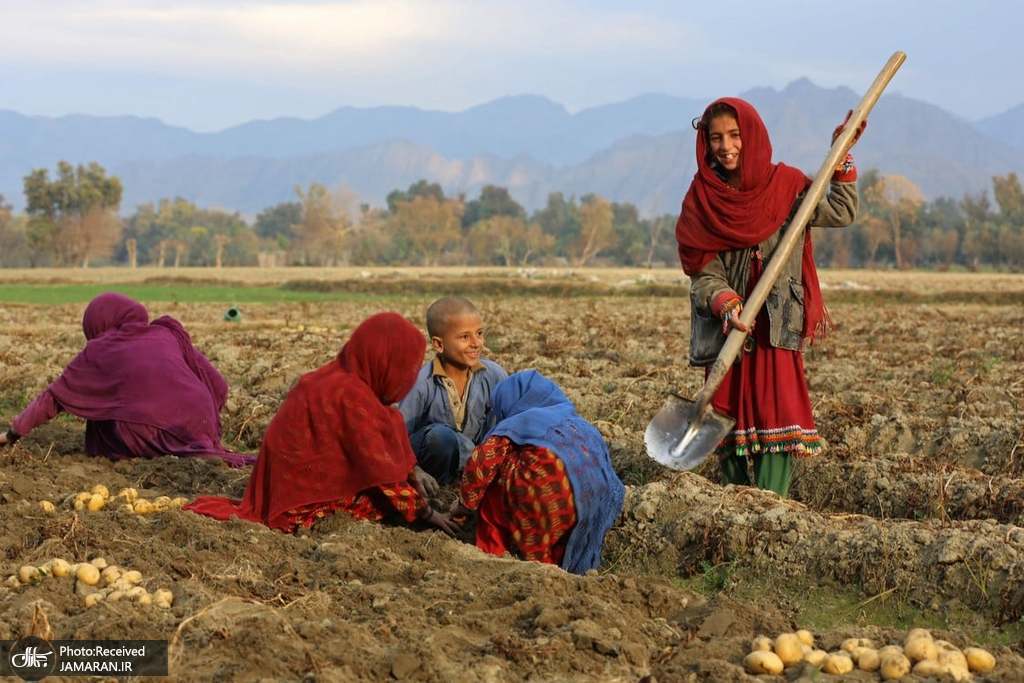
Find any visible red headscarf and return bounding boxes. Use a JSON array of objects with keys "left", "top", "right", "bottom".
[
  {"left": 185, "top": 312, "right": 427, "bottom": 531},
  {"left": 675, "top": 97, "right": 829, "bottom": 340}
]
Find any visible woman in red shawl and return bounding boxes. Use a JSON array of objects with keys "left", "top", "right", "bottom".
[
  {"left": 0, "top": 292, "right": 251, "bottom": 467},
  {"left": 676, "top": 98, "right": 865, "bottom": 496},
  {"left": 185, "top": 312, "right": 459, "bottom": 535}
]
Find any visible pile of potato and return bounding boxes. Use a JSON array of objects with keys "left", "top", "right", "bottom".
[
  {"left": 3, "top": 556, "right": 175, "bottom": 610},
  {"left": 39, "top": 484, "right": 188, "bottom": 515},
  {"left": 744, "top": 628, "right": 995, "bottom": 679}
]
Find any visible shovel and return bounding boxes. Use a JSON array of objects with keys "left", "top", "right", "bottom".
[{"left": 646, "top": 51, "right": 906, "bottom": 471}]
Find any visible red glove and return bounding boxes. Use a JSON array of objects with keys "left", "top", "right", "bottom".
[{"left": 832, "top": 109, "right": 867, "bottom": 146}]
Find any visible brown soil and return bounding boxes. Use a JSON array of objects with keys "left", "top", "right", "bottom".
[{"left": 1, "top": 271, "right": 1023, "bottom": 681}]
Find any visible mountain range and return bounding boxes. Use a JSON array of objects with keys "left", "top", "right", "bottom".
[{"left": 1, "top": 80, "right": 1021, "bottom": 217}]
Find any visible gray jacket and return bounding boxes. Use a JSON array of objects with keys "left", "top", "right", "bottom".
[{"left": 688, "top": 181, "right": 858, "bottom": 366}]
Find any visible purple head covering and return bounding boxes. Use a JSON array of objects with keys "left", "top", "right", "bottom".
[
  {"left": 82, "top": 292, "right": 148, "bottom": 340},
  {"left": 48, "top": 293, "right": 252, "bottom": 466}
]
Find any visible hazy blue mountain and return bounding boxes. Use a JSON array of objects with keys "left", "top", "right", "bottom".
[
  {"left": 1, "top": 81, "right": 1020, "bottom": 215},
  {"left": 976, "top": 103, "right": 1024, "bottom": 152}
]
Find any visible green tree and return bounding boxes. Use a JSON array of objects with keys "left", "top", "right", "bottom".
[
  {"left": 993, "top": 173, "right": 1024, "bottom": 224},
  {"left": 0, "top": 195, "right": 31, "bottom": 266},
  {"left": 124, "top": 198, "right": 257, "bottom": 267},
  {"left": 532, "top": 192, "right": 580, "bottom": 259},
  {"left": 385, "top": 180, "right": 445, "bottom": 213},
  {"left": 23, "top": 161, "right": 123, "bottom": 266},
  {"left": 466, "top": 215, "right": 554, "bottom": 266},
  {"left": 462, "top": 185, "right": 526, "bottom": 229},
  {"left": 254, "top": 201, "right": 302, "bottom": 248}
]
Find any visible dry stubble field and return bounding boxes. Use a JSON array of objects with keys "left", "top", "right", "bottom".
[{"left": 0, "top": 266, "right": 1023, "bottom": 682}]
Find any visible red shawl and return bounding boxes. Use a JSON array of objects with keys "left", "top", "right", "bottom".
[
  {"left": 675, "top": 97, "right": 829, "bottom": 340},
  {"left": 185, "top": 312, "right": 427, "bottom": 531}
]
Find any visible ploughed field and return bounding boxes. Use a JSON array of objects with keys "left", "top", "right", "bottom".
[{"left": 0, "top": 267, "right": 1022, "bottom": 681}]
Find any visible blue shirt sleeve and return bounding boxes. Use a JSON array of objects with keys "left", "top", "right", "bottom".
[{"left": 397, "top": 368, "right": 429, "bottom": 434}]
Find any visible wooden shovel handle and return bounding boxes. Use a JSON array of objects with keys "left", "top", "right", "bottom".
[{"left": 692, "top": 51, "right": 907, "bottom": 412}]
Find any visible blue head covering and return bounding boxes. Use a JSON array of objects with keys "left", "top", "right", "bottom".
[{"left": 486, "top": 370, "right": 625, "bottom": 574}]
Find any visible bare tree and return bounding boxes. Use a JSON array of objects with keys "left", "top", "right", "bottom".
[
  {"left": 573, "top": 196, "right": 615, "bottom": 266},
  {"left": 173, "top": 240, "right": 188, "bottom": 268},
  {"left": 126, "top": 238, "right": 138, "bottom": 269},
  {"left": 214, "top": 234, "right": 230, "bottom": 268}
]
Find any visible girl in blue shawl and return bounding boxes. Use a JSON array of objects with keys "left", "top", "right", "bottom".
[{"left": 450, "top": 370, "right": 624, "bottom": 574}]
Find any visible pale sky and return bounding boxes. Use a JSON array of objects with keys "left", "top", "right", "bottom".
[{"left": 0, "top": 0, "right": 1020, "bottom": 131}]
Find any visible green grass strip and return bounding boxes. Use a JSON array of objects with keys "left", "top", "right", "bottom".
[{"left": 0, "top": 284, "right": 388, "bottom": 305}]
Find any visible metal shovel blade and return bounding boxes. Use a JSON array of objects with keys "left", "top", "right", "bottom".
[{"left": 644, "top": 394, "right": 735, "bottom": 471}]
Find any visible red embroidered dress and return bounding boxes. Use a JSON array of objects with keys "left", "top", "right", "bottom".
[
  {"left": 284, "top": 481, "right": 427, "bottom": 529},
  {"left": 459, "top": 436, "right": 577, "bottom": 565},
  {"left": 709, "top": 253, "right": 824, "bottom": 458}
]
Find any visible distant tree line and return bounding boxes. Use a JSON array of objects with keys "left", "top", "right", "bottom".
[{"left": 1, "top": 161, "right": 1023, "bottom": 270}]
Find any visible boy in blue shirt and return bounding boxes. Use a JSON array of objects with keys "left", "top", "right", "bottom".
[{"left": 399, "top": 296, "right": 507, "bottom": 486}]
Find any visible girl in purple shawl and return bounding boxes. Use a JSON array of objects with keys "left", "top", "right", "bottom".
[{"left": 0, "top": 293, "right": 252, "bottom": 467}]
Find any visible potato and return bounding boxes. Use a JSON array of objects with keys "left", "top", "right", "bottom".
[
  {"left": 37, "top": 561, "right": 53, "bottom": 577},
  {"left": 90, "top": 557, "right": 108, "bottom": 569},
  {"left": 935, "top": 639, "right": 958, "bottom": 651},
  {"left": 83, "top": 592, "right": 105, "bottom": 608},
  {"left": 750, "top": 636, "right": 772, "bottom": 652},
  {"left": 122, "top": 570, "right": 143, "bottom": 585},
  {"left": 153, "top": 496, "right": 172, "bottom": 511},
  {"left": 913, "top": 659, "right": 945, "bottom": 676},
  {"left": 841, "top": 637, "right": 873, "bottom": 653},
  {"left": 743, "top": 651, "right": 784, "bottom": 675},
  {"left": 5, "top": 575, "right": 22, "bottom": 588},
  {"left": 773, "top": 633, "right": 803, "bottom": 666},
  {"left": 39, "top": 500, "right": 56, "bottom": 513},
  {"left": 101, "top": 567, "right": 122, "bottom": 586},
  {"left": 117, "top": 487, "right": 139, "bottom": 503},
  {"left": 804, "top": 649, "right": 828, "bottom": 667},
  {"left": 50, "top": 559, "right": 71, "bottom": 578},
  {"left": 938, "top": 648, "right": 968, "bottom": 671},
  {"left": 964, "top": 647, "right": 995, "bottom": 673},
  {"left": 137, "top": 592, "right": 152, "bottom": 606},
  {"left": 107, "top": 590, "right": 126, "bottom": 602},
  {"left": 86, "top": 494, "right": 106, "bottom": 512},
  {"left": 822, "top": 653, "right": 854, "bottom": 675},
  {"left": 91, "top": 484, "right": 110, "bottom": 498},
  {"left": 120, "top": 503, "right": 135, "bottom": 514},
  {"left": 906, "top": 628, "right": 932, "bottom": 642},
  {"left": 878, "top": 645, "right": 904, "bottom": 658},
  {"left": 880, "top": 653, "right": 911, "bottom": 680},
  {"left": 855, "top": 647, "right": 880, "bottom": 672},
  {"left": 133, "top": 500, "right": 154, "bottom": 514},
  {"left": 795, "top": 629, "right": 814, "bottom": 647},
  {"left": 73, "top": 499, "right": 87, "bottom": 511},
  {"left": 75, "top": 491, "right": 92, "bottom": 504},
  {"left": 170, "top": 497, "right": 189, "bottom": 508},
  {"left": 904, "top": 636, "right": 938, "bottom": 662},
  {"left": 126, "top": 586, "right": 147, "bottom": 599},
  {"left": 76, "top": 563, "right": 100, "bottom": 586},
  {"left": 18, "top": 565, "right": 39, "bottom": 584},
  {"left": 153, "top": 588, "right": 174, "bottom": 609},
  {"left": 110, "top": 577, "right": 133, "bottom": 592}
]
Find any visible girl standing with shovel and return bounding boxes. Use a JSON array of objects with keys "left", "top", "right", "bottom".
[{"left": 675, "top": 98, "right": 866, "bottom": 496}]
